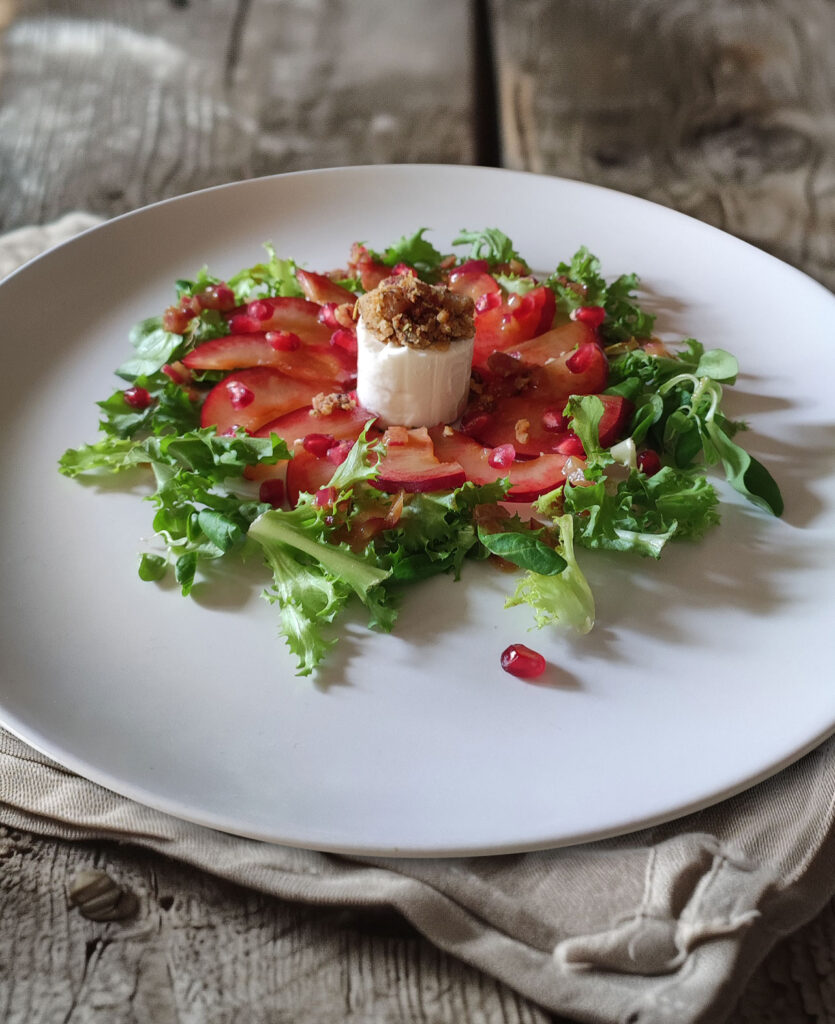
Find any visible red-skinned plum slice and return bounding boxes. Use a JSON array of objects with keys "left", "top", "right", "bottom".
[
  {"left": 374, "top": 427, "right": 466, "bottom": 493},
  {"left": 201, "top": 367, "right": 328, "bottom": 434},
  {"left": 183, "top": 333, "right": 356, "bottom": 385},
  {"left": 429, "top": 426, "right": 568, "bottom": 501}
]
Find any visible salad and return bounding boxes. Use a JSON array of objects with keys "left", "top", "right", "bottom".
[{"left": 59, "top": 228, "right": 783, "bottom": 676}]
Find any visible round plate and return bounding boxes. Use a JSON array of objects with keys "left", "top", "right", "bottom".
[{"left": 2, "top": 165, "right": 834, "bottom": 856}]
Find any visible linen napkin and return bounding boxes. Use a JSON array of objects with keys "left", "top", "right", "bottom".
[{"left": 2, "top": 216, "right": 834, "bottom": 1024}]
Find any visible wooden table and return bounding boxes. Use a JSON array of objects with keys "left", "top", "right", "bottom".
[{"left": 1, "top": 2, "right": 834, "bottom": 1021}]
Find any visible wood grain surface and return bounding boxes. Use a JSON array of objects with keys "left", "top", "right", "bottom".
[{"left": 1, "top": 0, "right": 834, "bottom": 1021}]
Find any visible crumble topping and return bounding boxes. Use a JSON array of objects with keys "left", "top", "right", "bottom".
[
  {"left": 355, "top": 275, "right": 474, "bottom": 350},
  {"left": 312, "top": 391, "right": 357, "bottom": 416}
]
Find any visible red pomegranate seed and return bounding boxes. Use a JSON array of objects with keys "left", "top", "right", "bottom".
[
  {"left": 330, "top": 328, "right": 358, "bottom": 355},
  {"left": 571, "top": 305, "right": 606, "bottom": 328},
  {"left": 475, "top": 291, "right": 502, "bottom": 314},
  {"left": 123, "top": 386, "right": 152, "bottom": 409},
  {"left": 302, "top": 433, "right": 336, "bottom": 457},
  {"left": 542, "top": 409, "right": 568, "bottom": 433},
  {"left": 314, "top": 487, "right": 338, "bottom": 508},
  {"left": 488, "top": 443, "right": 516, "bottom": 468},
  {"left": 259, "top": 479, "right": 285, "bottom": 507},
  {"left": 500, "top": 644, "right": 546, "bottom": 679},
  {"left": 637, "top": 449, "right": 662, "bottom": 477},
  {"left": 162, "top": 306, "right": 193, "bottom": 334},
  {"left": 266, "top": 330, "right": 301, "bottom": 351},
  {"left": 248, "top": 300, "right": 272, "bottom": 322},
  {"left": 317, "top": 303, "right": 341, "bottom": 329},
  {"left": 327, "top": 440, "right": 354, "bottom": 465},
  {"left": 565, "top": 343, "right": 601, "bottom": 374},
  {"left": 226, "top": 380, "right": 255, "bottom": 409}
]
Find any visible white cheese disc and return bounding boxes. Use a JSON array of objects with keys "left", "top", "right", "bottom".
[{"left": 355, "top": 316, "right": 474, "bottom": 427}]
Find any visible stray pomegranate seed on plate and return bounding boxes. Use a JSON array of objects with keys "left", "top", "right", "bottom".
[{"left": 500, "top": 644, "right": 547, "bottom": 679}]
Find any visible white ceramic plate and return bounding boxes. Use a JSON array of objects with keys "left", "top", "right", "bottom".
[{"left": 2, "top": 165, "right": 834, "bottom": 857}]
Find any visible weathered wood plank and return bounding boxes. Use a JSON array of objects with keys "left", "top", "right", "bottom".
[
  {"left": 490, "top": 0, "right": 835, "bottom": 290},
  {"left": 0, "top": 825, "right": 554, "bottom": 1024},
  {"left": 0, "top": 0, "right": 475, "bottom": 231}
]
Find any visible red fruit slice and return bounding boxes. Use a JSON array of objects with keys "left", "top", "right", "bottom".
[
  {"left": 183, "top": 333, "right": 356, "bottom": 385},
  {"left": 462, "top": 393, "right": 632, "bottom": 457},
  {"left": 254, "top": 402, "right": 377, "bottom": 445},
  {"left": 462, "top": 394, "right": 570, "bottom": 456},
  {"left": 347, "top": 244, "right": 390, "bottom": 291},
  {"left": 510, "top": 320, "right": 597, "bottom": 365},
  {"left": 285, "top": 444, "right": 342, "bottom": 506},
  {"left": 226, "top": 297, "right": 332, "bottom": 344},
  {"left": 374, "top": 427, "right": 466, "bottom": 493},
  {"left": 201, "top": 367, "right": 327, "bottom": 434},
  {"left": 447, "top": 265, "right": 501, "bottom": 303},
  {"left": 429, "top": 426, "right": 568, "bottom": 501},
  {"left": 472, "top": 285, "right": 555, "bottom": 368},
  {"left": 296, "top": 268, "right": 356, "bottom": 305},
  {"left": 595, "top": 394, "right": 634, "bottom": 447},
  {"left": 536, "top": 342, "right": 609, "bottom": 397}
]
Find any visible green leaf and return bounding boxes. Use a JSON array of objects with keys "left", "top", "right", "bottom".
[
  {"left": 453, "top": 228, "right": 523, "bottom": 267},
  {"left": 505, "top": 515, "right": 594, "bottom": 633},
  {"left": 372, "top": 228, "right": 445, "bottom": 280},
  {"left": 227, "top": 242, "right": 304, "bottom": 301},
  {"left": 138, "top": 553, "right": 168, "bottom": 581},
  {"left": 705, "top": 422, "right": 784, "bottom": 516},
  {"left": 175, "top": 551, "right": 198, "bottom": 595},
  {"left": 117, "top": 318, "right": 184, "bottom": 380},
  {"left": 197, "top": 510, "right": 245, "bottom": 553},
  {"left": 477, "top": 526, "right": 567, "bottom": 576},
  {"left": 695, "top": 349, "right": 738, "bottom": 383}
]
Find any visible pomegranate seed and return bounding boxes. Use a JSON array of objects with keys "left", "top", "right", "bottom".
[
  {"left": 571, "top": 305, "right": 606, "bottom": 328},
  {"left": 123, "top": 386, "right": 152, "bottom": 409},
  {"left": 392, "top": 263, "right": 417, "bottom": 276},
  {"left": 248, "top": 300, "right": 272, "bottom": 322},
  {"left": 314, "top": 487, "right": 338, "bottom": 508},
  {"left": 327, "top": 440, "right": 354, "bottom": 465},
  {"left": 317, "top": 303, "right": 341, "bottom": 329},
  {"left": 542, "top": 409, "right": 568, "bottom": 433},
  {"left": 488, "top": 443, "right": 516, "bottom": 468},
  {"left": 637, "top": 449, "right": 662, "bottom": 477},
  {"left": 266, "top": 330, "right": 301, "bottom": 351},
  {"left": 226, "top": 381, "right": 255, "bottom": 409},
  {"left": 302, "top": 433, "right": 336, "bottom": 457},
  {"left": 330, "top": 328, "right": 358, "bottom": 355},
  {"left": 475, "top": 291, "right": 502, "bottom": 314},
  {"left": 259, "top": 479, "right": 285, "bottom": 507},
  {"left": 500, "top": 644, "right": 546, "bottom": 680},
  {"left": 162, "top": 306, "right": 193, "bottom": 334},
  {"left": 557, "top": 433, "right": 586, "bottom": 457},
  {"left": 566, "top": 344, "right": 601, "bottom": 374}
]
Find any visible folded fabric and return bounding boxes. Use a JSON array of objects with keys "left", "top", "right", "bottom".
[
  {"left": 3, "top": 726, "right": 835, "bottom": 1024},
  {"left": 2, "top": 217, "right": 834, "bottom": 1024}
]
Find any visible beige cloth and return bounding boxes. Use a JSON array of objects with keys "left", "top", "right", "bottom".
[{"left": 2, "top": 217, "right": 834, "bottom": 1024}]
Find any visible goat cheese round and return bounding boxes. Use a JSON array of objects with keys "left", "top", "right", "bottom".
[{"left": 356, "top": 317, "right": 474, "bottom": 427}]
